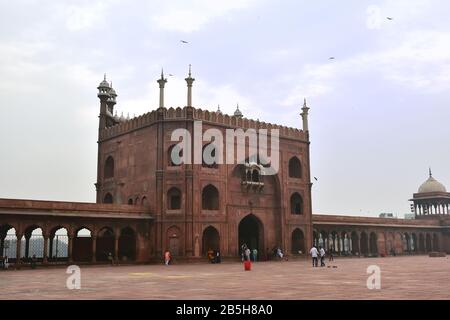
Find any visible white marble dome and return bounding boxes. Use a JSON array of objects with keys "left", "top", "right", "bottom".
[{"left": 418, "top": 174, "right": 447, "bottom": 193}]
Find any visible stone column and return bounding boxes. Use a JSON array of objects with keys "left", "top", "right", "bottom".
[
  {"left": 358, "top": 237, "right": 361, "bottom": 256},
  {"left": 16, "top": 234, "right": 22, "bottom": 265},
  {"left": 0, "top": 235, "right": 4, "bottom": 256},
  {"left": 92, "top": 237, "right": 97, "bottom": 263},
  {"left": 25, "top": 235, "right": 30, "bottom": 258},
  {"left": 114, "top": 236, "right": 119, "bottom": 261},
  {"left": 43, "top": 235, "right": 49, "bottom": 264},
  {"left": 49, "top": 236, "right": 54, "bottom": 260},
  {"left": 68, "top": 236, "right": 74, "bottom": 263}
]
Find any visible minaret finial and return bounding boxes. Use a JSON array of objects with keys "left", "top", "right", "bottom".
[
  {"left": 104, "top": 73, "right": 106, "bottom": 81},
  {"left": 189, "top": 64, "right": 192, "bottom": 77},
  {"left": 429, "top": 167, "right": 432, "bottom": 177},
  {"left": 161, "top": 68, "right": 164, "bottom": 79}
]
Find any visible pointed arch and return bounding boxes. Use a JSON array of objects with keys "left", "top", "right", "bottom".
[
  {"left": 104, "top": 156, "right": 115, "bottom": 179},
  {"left": 202, "top": 226, "right": 220, "bottom": 255},
  {"left": 119, "top": 227, "right": 136, "bottom": 261},
  {"left": 290, "top": 192, "right": 304, "bottom": 215},
  {"left": 167, "top": 187, "right": 182, "bottom": 210},
  {"left": 103, "top": 193, "right": 113, "bottom": 204},
  {"left": 288, "top": 156, "right": 302, "bottom": 178},
  {"left": 238, "top": 214, "right": 264, "bottom": 256},
  {"left": 202, "top": 184, "right": 219, "bottom": 210},
  {"left": 291, "top": 228, "right": 305, "bottom": 254}
]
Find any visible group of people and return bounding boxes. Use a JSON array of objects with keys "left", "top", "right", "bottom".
[
  {"left": 271, "top": 247, "right": 286, "bottom": 260},
  {"left": 240, "top": 244, "right": 258, "bottom": 262},
  {"left": 207, "top": 249, "right": 221, "bottom": 263},
  {"left": 309, "top": 245, "right": 334, "bottom": 267}
]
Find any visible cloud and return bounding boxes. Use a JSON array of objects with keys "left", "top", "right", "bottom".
[
  {"left": 65, "top": 1, "right": 110, "bottom": 31},
  {"left": 282, "top": 29, "right": 450, "bottom": 105},
  {"left": 151, "top": 0, "right": 258, "bottom": 33},
  {"left": 365, "top": 0, "right": 435, "bottom": 31}
]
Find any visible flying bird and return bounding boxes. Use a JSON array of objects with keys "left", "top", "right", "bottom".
[
  {"left": 180, "top": 40, "right": 189, "bottom": 44},
  {"left": 314, "top": 177, "right": 318, "bottom": 181},
  {"left": 387, "top": 17, "right": 393, "bottom": 20},
  {"left": 329, "top": 57, "right": 335, "bottom": 60},
  {"left": 168, "top": 74, "right": 174, "bottom": 77}
]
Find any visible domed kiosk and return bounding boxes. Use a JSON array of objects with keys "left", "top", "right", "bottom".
[{"left": 410, "top": 169, "right": 450, "bottom": 218}]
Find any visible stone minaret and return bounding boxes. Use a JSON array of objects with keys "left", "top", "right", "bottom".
[
  {"left": 185, "top": 64, "right": 195, "bottom": 107},
  {"left": 97, "top": 74, "right": 111, "bottom": 133},
  {"left": 301, "top": 98, "right": 310, "bottom": 132},
  {"left": 157, "top": 69, "right": 167, "bottom": 108}
]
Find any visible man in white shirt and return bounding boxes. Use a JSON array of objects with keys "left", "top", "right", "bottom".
[
  {"left": 310, "top": 246, "right": 319, "bottom": 267},
  {"left": 319, "top": 246, "right": 326, "bottom": 267}
]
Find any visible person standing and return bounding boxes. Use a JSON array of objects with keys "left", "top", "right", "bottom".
[
  {"left": 252, "top": 248, "right": 258, "bottom": 262},
  {"left": 31, "top": 255, "right": 37, "bottom": 269},
  {"left": 108, "top": 252, "right": 114, "bottom": 266},
  {"left": 329, "top": 249, "right": 334, "bottom": 262},
  {"left": 215, "top": 250, "right": 221, "bottom": 263},
  {"left": 310, "top": 246, "right": 319, "bottom": 267},
  {"left": 319, "top": 246, "right": 326, "bottom": 267},
  {"left": 164, "top": 250, "right": 171, "bottom": 266},
  {"left": 241, "top": 244, "right": 247, "bottom": 262},
  {"left": 276, "top": 247, "right": 283, "bottom": 260},
  {"left": 245, "top": 247, "right": 251, "bottom": 261}
]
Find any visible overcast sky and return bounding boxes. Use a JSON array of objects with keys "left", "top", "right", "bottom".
[{"left": 1, "top": 0, "right": 449, "bottom": 217}]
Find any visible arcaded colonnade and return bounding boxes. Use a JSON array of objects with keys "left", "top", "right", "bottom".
[
  {"left": 312, "top": 215, "right": 446, "bottom": 257},
  {"left": 0, "top": 199, "right": 153, "bottom": 265},
  {"left": 1, "top": 199, "right": 449, "bottom": 267}
]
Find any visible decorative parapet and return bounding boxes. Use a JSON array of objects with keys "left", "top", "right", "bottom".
[{"left": 100, "top": 106, "right": 306, "bottom": 141}]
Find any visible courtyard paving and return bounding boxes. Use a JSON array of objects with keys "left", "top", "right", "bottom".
[{"left": 0, "top": 256, "right": 449, "bottom": 300}]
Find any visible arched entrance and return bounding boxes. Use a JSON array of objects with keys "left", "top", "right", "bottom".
[
  {"left": 119, "top": 227, "right": 136, "bottom": 261},
  {"left": 73, "top": 228, "right": 92, "bottom": 262},
  {"left": 419, "top": 234, "right": 425, "bottom": 253},
  {"left": 202, "top": 226, "right": 220, "bottom": 255},
  {"left": 351, "top": 232, "right": 359, "bottom": 255},
  {"left": 291, "top": 228, "right": 305, "bottom": 254},
  {"left": 1, "top": 225, "right": 18, "bottom": 263},
  {"left": 426, "top": 234, "right": 432, "bottom": 252},
  {"left": 404, "top": 233, "right": 410, "bottom": 253},
  {"left": 369, "top": 232, "right": 378, "bottom": 256},
  {"left": 49, "top": 227, "right": 69, "bottom": 262},
  {"left": 238, "top": 215, "right": 263, "bottom": 255},
  {"left": 96, "top": 227, "right": 114, "bottom": 262},
  {"left": 360, "top": 232, "right": 369, "bottom": 256},
  {"left": 433, "top": 234, "right": 439, "bottom": 251},
  {"left": 166, "top": 226, "right": 181, "bottom": 257},
  {"left": 412, "top": 233, "right": 418, "bottom": 253}
]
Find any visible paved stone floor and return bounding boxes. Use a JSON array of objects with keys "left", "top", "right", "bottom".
[{"left": 0, "top": 256, "right": 449, "bottom": 299}]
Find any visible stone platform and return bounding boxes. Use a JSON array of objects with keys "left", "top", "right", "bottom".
[{"left": 0, "top": 255, "right": 449, "bottom": 300}]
